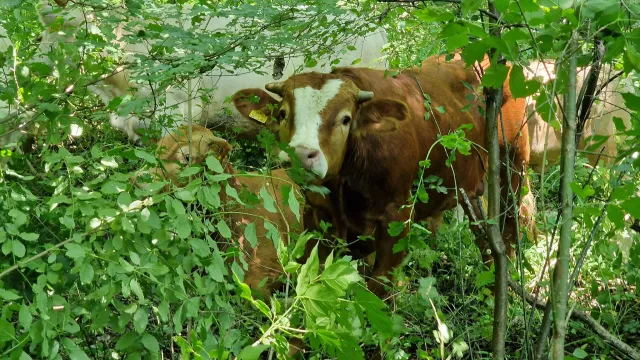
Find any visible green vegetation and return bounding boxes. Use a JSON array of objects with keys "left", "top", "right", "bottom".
[{"left": 1, "top": 0, "right": 639, "bottom": 359}]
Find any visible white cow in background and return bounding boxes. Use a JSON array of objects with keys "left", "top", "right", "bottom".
[
  {"left": 0, "top": 24, "right": 24, "bottom": 154},
  {"left": 37, "top": 1, "right": 389, "bottom": 144},
  {"left": 524, "top": 61, "right": 634, "bottom": 172}
]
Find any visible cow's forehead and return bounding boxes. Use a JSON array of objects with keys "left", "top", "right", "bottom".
[{"left": 287, "top": 78, "right": 345, "bottom": 149}]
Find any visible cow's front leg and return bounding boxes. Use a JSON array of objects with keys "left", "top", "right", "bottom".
[{"left": 367, "top": 206, "right": 411, "bottom": 298}]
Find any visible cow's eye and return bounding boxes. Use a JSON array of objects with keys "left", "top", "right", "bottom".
[
  {"left": 183, "top": 154, "right": 190, "bottom": 164},
  {"left": 341, "top": 115, "right": 351, "bottom": 125}
]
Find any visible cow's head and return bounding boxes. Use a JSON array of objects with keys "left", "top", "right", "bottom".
[
  {"left": 132, "top": 125, "right": 232, "bottom": 188},
  {"left": 234, "top": 73, "right": 409, "bottom": 181}
]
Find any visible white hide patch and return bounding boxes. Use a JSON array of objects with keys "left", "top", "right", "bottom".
[
  {"left": 285, "top": 79, "right": 343, "bottom": 178},
  {"left": 289, "top": 79, "right": 343, "bottom": 149}
]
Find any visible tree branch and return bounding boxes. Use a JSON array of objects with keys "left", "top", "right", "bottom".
[
  {"left": 551, "top": 33, "right": 578, "bottom": 358},
  {"left": 509, "top": 279, "right": 640, "bottom": 360}
]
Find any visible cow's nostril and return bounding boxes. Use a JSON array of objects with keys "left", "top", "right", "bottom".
[{"left": 307, "top": 150, "right": 319, "bottom": 160}]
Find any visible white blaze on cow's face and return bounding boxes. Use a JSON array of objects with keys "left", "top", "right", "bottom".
[
  {"left": 284, "top": 79, "right": 346, "bottom": 179},
  {"left": 281, "top": 79, "right": 356, "bottom": 180}
]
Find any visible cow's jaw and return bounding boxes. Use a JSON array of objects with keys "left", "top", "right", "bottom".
[{"left": 284, "top": 79, "right": 343, "bottom": 179}]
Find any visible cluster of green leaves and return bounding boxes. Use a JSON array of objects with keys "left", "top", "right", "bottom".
[{"left": 0, "top": 128, "right": 406, "bottom": 359}]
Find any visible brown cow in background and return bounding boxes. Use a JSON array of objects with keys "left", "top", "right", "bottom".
[
  {"left": 133, "top": 125, "right": 303, "bottom": 297},
  {"left": 234, "top": 54, "right": 530, "bottom": 296}
]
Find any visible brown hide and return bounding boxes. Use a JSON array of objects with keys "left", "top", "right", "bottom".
[
  {"left": 138, "top": 125, "right": 302, "bottom": 297},
  {"left": 237, "top": 54, "right": 529, "bottom": 296}
]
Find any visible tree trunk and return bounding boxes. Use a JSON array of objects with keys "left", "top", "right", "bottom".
[
  {"left": 485, "top": 2, "right": 507, "bottom": 359},
  {"left": 551, "top": 34, "right": 578, "bottom": 359}
]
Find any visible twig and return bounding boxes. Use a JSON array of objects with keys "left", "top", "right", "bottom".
[
  {"left": 15, "top": 146, "right": 46, "bottom": 180},
  {"left": 0, "top": 237, "right": 74, "bottom": 279},
  {"left": 509, "top": 279, "right": 640, "bottom": 360}
]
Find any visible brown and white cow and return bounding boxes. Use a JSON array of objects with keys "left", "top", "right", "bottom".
[
  {"left": 234, "top": 54, "right": 530, "bottom": 295},
  {"left": 134, "top": 125, "right": 303, "bottom": 297},
  {"left": 524, "top": 61, "right": 634, "bottom": 172}
]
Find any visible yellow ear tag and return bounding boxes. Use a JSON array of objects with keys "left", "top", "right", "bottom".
[{"left": 249, "top": 109, "right": 269, "bottom": 124}]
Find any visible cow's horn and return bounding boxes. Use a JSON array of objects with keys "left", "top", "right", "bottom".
[
  {"left": 358, "top": 91, "right": 374, "bottom": 103},
  {"left": 265, "top": 82, "right": 284, "bottom": 96}
]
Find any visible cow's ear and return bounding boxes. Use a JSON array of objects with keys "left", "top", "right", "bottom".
[
  {"left": 232, "top": 88, "right": 281, "bottom": 126},
  {"left": 202, "top": 131, "right": 232, "bottom": 160},
  {"left": 355, "top": 99, "right": 409, "bottom": 134}
]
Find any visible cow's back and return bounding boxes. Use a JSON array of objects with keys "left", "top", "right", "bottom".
[{"left": 334, "top": 58, "right": 487, "bottom": 217}]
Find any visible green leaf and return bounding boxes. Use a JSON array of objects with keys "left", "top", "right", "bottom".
[
  {"left": 570, "top": 183, "right": 595, "bottom": 199},
  {"left": 305, "top": 57, "right": 318, "bottom": 68},
  {"left": 101, "top": 181, "right": 127, "bottom": 194},
  {"left": 225, "top": 183, "right": 243, "bottom": 204},
  {"left": 141, "top": 333, "right": 160, "bottom": 354},
  {"left": 482, "top": 64, "right": 510, "bottom": 89},
  {"left": 178, "top": 166, "right": 202, "bottom": 178},
  {"left": 260, "top": 185, "right": 277, "bottom": 213},
  {"left": 206, "top": 155, "right": 225, "bottom": 173},
  {"left": 607, "top": 205, "right": 625, "bottom": 229},
  {"left": 572, "top": 348, "right": 588, "bottom": 359},
  {"left": 0, "top": 289, "right": 21, "bottom": 301},
  {"left": 621, "top": 197, "right": 640, "bottom": 219},
  {"left": 208, "top": 249, "right": 228, "bottom": 282},
  {"left": 19, "top": 303, "right": 32, "bottom": 329},
  {"left": 0, "top": 318, "right": 15, "bottom": 342},
  {"left": 80, "top": 263, "right": 94, "bottom": 284},
  {"left": 59, "top": 216, "right": 75, "bottom": 230},
  {"left": 621, "top": 92, "right": 640, "bottom": 113},
  {"left": 462, "top": 41, "right": 489, "bottom": 66},
  {"left": 244, "top": 222, "right": 258, "bottom": 248},
  {"left": 476, "top": 269, "right": 495, "bottom": 287},
  {"left": 133, "top": 308, "right": 149, "bottom": 333},
  {"left": 8, "top": 209, "right": 27, "bottom": 226},
  {"left": 612, "top": 117, "right": 627, "bottom": 132},
  {"left": 61, "top": 338, "right": 91, "bottom": 360},
  {"left": 611, "top": 183, "right": 637, "bottom": 201},
  {"left": 134, "top": 149, "right": 157, "bottom": 164},
  {"left": 65, "top": 243, "right": 86, "bottom": 259},
  {"left": 320, "top": 260, "right": 362, "bottom": 294},
  {"left": 461, "top": 0, "right": 483, "bottom": 17},
  {"left": 175, "top": 216, "right": 191, "bottom": 239},
  {"left": 101, "top": 157, "right": 119, "bottom": 168},
  {"left": 291, "top": 232, "right": 313, "bottom": 261},
  {"left": 418, "top": 277, "right": 439, "bottom": 300},
  {"left": 209, "top": 173, "right": 233, "bottom": 182},
  {"left": 130, "top": 278, "right": 145, "bottom": 302},
  {"left": 446, "top": 32, "right": 469, "bottom": 52},
  {"left": 115, "top": 332, "right": 139, "bottom": 350},
  {"left": 12, "top": 240, "right": 26, "bottom": 257},
  {"left": 435, "top": 106, "right": 445, "bottom": 114},
  {"left": 509, "top": 65, "right": 541, "bottom": 98},
  {"left": 494, "top": 0, "right": 510, "bottom": 12},
  {"left": 189, "top": 238, "right": 211, "bottom": 256},
  {"left": 217, "top": 219, "right": 232, "bottom": 239},
  {"left": 367, "top": 306, "right": 393, "bottom": 337},
  {"left": 284, "top": 262, "right": 301, "bottom": 273},
  {"left": 238, "top": 344, "right": 269, "bottom": 360},
  {"left": 354, "top": 285, "right": 386, "bottom": 311},
  {"left": 175, "top": 189, "right": 195, "bottom": 202},
  {"left": 297, "top": 244, "right": 319, "bottom": 295},
  {"left": 121, "top": 217, "right": 135, "bottom": 234},
  {"left": 287, "top": 187, "right": 301, "bottom": 222},
  {"left": 130, "top": 251, "right": 141, "bottom": 265},
  {"left": 387, "top": 221, "right": 405, "bottom": 237}
]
